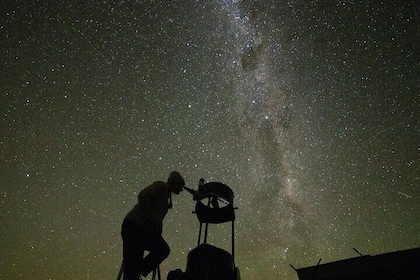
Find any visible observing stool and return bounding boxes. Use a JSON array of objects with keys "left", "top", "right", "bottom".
[
  {"left": 116, "top": 264, "right": 160, "bottom": 280},
  {"left": 151, "top": 265, "right": 161, "bottom": 280}
]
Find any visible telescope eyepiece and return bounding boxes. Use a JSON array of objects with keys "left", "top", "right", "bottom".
[
  {"left": 184, "top": 186, "right": 195, "bottom": 194},
  {"left": 184, "top": 186, "right": 202, "bottom": 200}
]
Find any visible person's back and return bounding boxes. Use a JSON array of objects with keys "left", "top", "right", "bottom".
[{"left": 125, "top": 181, "right": 169, "bottom": 234}]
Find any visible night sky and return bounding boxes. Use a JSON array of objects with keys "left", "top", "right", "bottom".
[{"left": 1, "top": 1, "right": 419, "bottom": 279}]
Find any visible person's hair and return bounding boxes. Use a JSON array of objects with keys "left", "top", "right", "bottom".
[{"left": 167, "top": 171, "right": 185, "bottom": 186}]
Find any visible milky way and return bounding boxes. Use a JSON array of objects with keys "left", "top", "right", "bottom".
[
  {"left": 216, "top": 2, "right": 318, "bottom": 277},
  {"left": 1, "top": 1, "right": 419, "bottom": 280}
]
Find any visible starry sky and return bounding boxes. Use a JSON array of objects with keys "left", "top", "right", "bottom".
[{"left": 1, "top": 1, "right": 419, "bottom": 279}]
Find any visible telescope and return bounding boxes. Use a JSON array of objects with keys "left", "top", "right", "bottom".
[
  {"left": 184, "top": 178, "right": 205, "bottom": 199},
  {"left": 168, "top": 178, "right": 240, "bottom": 280},
  {"left": 183, "top": 186, "right": 198, "bottom": 195}
]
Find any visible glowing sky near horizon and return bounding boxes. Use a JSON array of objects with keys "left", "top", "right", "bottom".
[{"left": 1, "top": 1, "right": 419, "bottom": 279}]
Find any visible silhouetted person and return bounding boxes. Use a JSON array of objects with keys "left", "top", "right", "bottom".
[{"left": 121, "top": 171, "right": 185, "bottom": 280}]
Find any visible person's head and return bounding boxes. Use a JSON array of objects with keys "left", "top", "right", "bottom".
[{"left": 167, "top": 171, "right": 185, "bottom": 194}]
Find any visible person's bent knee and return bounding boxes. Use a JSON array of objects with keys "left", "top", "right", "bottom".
[{"left": 162, "top": 242, "right": 170, "bottom": 259}]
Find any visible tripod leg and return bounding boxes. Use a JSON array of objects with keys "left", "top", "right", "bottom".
[
  {"left": 198, "top": 223, "right": 202, "bottom": 246},
  {"left": 116, "top": 263, "right": 123, "bottom": 280},
  {"left": 151, "top": 266, "right": 161, "bottom": 280}
]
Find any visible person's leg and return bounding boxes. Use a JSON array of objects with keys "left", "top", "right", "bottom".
[
  {"left": 121, "top": 220, "right": 145, "bottom": 280},
  {"left": 141, "top": 234, "right": 170, "bottom": 277}
]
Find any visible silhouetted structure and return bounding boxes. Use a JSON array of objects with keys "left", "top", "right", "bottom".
[
  {"left": 168, "top": 179, "right": 240, "bottom": 280},
  {"left": 293, "top": 247, "right": 420, "bottom": 280}
]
